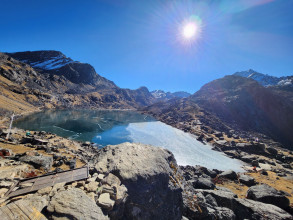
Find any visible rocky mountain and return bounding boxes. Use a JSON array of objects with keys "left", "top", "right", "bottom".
[
  {"left": 191, "top": 75, "right": 293, "bottom": 148},
  {"left": 151, "top": 89, "right": 191, "bottom": 101},
  {"left": 144, "top": 74, "right": 293, "bottom": 149},
  {"left": 234, "top": 69, "right": 292, "bottom": 87},
  {"left": 0, "top": 51, "right": 157, "bottom": 116},
  {"left": 7, "top": 51, "right": 119, "bottom": 89}
]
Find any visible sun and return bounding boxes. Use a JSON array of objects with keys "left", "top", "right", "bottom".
[{"left": 182, "top": 22, "right": 198, "bottom": 39}]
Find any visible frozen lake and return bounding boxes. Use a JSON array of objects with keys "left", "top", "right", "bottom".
[{"left": 14, "top": 109, "right": 245, "bottom": 171}]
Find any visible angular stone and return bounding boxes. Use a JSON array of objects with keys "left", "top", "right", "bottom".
[
  {"left": 85, "top": 181, "right": 99, "bottom": 192},
  {"left": 114, "top": 184, "right": 128, "bottom": 204},
  {"left": 193, "top": 177, "right": 215, "bottom": 190},
  {"left": 101, "top": 173, "right": 121, "bottom": 186},
  {"left": 246, "top": 184, "right": 290, "bottom": 209},
  {"left": 101, "top": 184, "right": 115, "bottom": 196},
  {"left": 219, "top": 170, "right": 238, "bottom": 180},
  {"left": 97, "top": 193, "right": 115, "bottom": 210},
  {"left": 239, "top": 175, "right": 255, "bottom": 187},
  {"left": 97, "top": 174, "right": 105, "bottom": 181}
]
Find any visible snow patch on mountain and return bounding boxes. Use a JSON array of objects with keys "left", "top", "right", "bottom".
[
  {"left": 234, "top": 69, "right": 292, "bottom": 87},
  {"left": 151, "top": 90, "right": 191, "bottom": 100},
  {"left": 26, "top": 55, "right": 78, "bottom": 70}
]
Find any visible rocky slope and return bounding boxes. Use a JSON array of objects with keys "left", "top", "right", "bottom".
[
  {"left": 0, "top": 51, "right": 159, "bottom": 118},
  {"left": 0, "top": 129, "right": 292, "bottom": 219},
  {"left": 143, "top": 75, "right": 293, "bottom": 150},
  {"left": 191, "top": 75, "right": 293, "bottom": 148}
]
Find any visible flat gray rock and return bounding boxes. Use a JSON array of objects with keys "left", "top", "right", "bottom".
[
  {"left": 47, "top": 188, "right": 108, "bottom": 220},
  {"left": 19, "top": 155, "right": 53, "bottom": 171}
]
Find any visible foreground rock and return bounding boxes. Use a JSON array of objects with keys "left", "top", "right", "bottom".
[
  {"left": 47, "top": 188, "right": 109, "bottom": 220},
  {"left": 247, "top": 184, "right": 290, "bottom": 209},
  {"left": 234, "top": 198, "right": 292, "bottom": 220},
  {"left": 19, "top": 154, "right": 53, "bottom": 171},
  {"left": 95, "top": 142, "right": 183, "bottom": 220}
]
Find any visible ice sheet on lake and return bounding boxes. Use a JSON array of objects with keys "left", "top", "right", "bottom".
[{"left": 126, "top": 121, "right": 245, "bottom": 172}]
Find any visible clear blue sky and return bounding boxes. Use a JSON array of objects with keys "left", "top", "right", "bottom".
[{"left": 1, "top": 0, "right": 293, "bottom": 93}]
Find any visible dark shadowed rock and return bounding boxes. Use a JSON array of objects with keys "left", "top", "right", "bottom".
[
  {"left": 239, "top": 174, "right": 256, "bottom": 186},
  {"left": 183, "top": 191, "right": 236, "bottom": 220},
  {"left": 219, "top": 170, "right": 238, "bottom": 180},
  {"left": 94, "top": 142, "right": 183, "bottom": 220},
  {"left": 234, "top": 198, "right": 292, "bottom": 220},
  {"left": 195, "top": 189, "right": 237, "bottom": 209},
  {"left": 247, "top": 184, "right": 290, "bottom": 209},
  {"left": 47, "top": 188, "right": 108, "bottom": 220},
  {"left": 193, "top": 177, "right": 215, "bottom": 189},
  {"left": 267, "top": 146, "right": 278, "bottom": 156}
]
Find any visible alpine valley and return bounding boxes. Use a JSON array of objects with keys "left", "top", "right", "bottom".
[{"left": 1, "top": 50, "right": 293, "bottom": 219}]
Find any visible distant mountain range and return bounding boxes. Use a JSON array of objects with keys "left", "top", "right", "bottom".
[
  {"left": 234, "top": 69, "right": 293, "bottom": 87},
  {"left": 0, "top": 50, "right": 189, "bottom": 115},
  {"left": 151, "top": 90, "right": 190, "bottom": 100}
]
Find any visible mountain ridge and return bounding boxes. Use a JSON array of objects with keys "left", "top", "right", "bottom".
[{"left": 234, "top": 69, "right": 292, "bottom": 87}]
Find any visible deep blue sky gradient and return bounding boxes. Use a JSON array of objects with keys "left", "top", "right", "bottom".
[{"left": 1, "top": 0, "right": 293, "bottom": 93}]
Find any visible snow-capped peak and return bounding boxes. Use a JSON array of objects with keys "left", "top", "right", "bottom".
[{"left": 233, "top": 69, "right": 291, "bottom": 87}]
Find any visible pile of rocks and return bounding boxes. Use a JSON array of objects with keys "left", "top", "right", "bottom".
[{"left": 0, "top": 129, "right": 292, "bottom": 219}]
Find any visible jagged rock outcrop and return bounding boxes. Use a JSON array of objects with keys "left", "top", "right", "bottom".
[{"left": 94, "top": 142, "right": 183, "bottom": 220}]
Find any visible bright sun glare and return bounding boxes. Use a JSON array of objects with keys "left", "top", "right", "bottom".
[{"left": 182, "top": 22, "right": 197, "bottom": 39}]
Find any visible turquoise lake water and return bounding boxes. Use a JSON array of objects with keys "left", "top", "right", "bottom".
[{"left": 14, "top": 109, "right": 245, "bottom": 171}]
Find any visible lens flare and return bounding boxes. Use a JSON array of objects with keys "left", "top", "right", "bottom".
[
  {"left": 183, "top": 22, "right": 197, "bottom": 39},
  {"left": 179, "top": 15, "right": 203, "bottom": 45}
]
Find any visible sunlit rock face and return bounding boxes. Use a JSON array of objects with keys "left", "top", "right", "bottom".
[{"left": 95, "top": 142, "right": 183, "bottom": 220}]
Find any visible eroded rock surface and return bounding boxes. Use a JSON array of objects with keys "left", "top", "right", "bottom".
[
  {"left": 95, "top": 142, "right": 183, "bottom": 220},
  {"left": 47, "top": 188, "right": 109, "bottom": 220}
]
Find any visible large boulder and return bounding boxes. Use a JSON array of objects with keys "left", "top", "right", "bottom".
[
  {"left": 95, "top": 142, "right": 183, "bottom": 220},
  {"left": 246, "top": 184, "right": 290, "bottom": 209},
  {"left": 234, "top": 198, "right": 292, "bottom": 220},
  {"left": 47, "top": 188, "right": 108, "bottom": 220}
]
